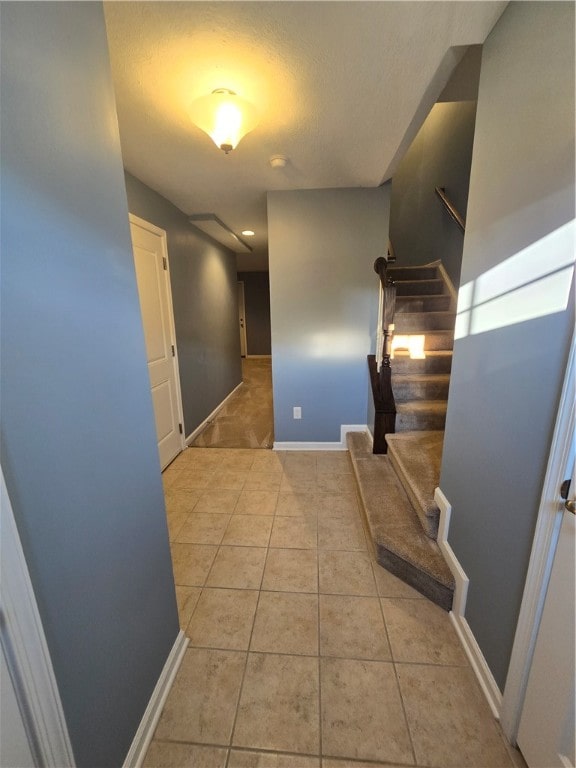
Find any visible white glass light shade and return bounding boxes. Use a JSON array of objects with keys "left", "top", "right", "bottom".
[{"left": 189, "top": 89, "right": 259, "bottom": 153}]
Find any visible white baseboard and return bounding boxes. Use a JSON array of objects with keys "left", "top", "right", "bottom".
[
  {"left": 274, "top": 425, "right": 368, "bottom": 452},
  {"left": 245, "top": 354, "right": 271, "bottom": 358},
  {"left": 434, "top": 485, "right": 502, "bottom": 720},
  {"left": 185, "top": 382, "right": 243, "bottom": 444},
  {"left": 123, "top": 630, "right": 189, "bottom": 768}
]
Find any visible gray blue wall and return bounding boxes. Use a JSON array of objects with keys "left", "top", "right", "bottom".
[
  {"left": 268, "top": 186, "right": 390, "bottom": 442},
  {"left": 389, "top": 100, "right": 477, "bottom": 288},
  {"left": 124, "top": 173, "right": 242, "bottom": 437},
  {"left": 0, "top": 4, "right": 179, "bottom": 765},
  {"left": 440, "top": 1, "right": 575, "bottom": 690},
  {"left": 238, "top": 271, "right": 272, "bottom": 356}
]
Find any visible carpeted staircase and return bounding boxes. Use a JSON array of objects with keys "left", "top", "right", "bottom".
[{"left": 349, "top": 261, "right": 458, "bottom": 610}]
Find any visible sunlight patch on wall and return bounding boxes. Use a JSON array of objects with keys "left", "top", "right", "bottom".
[{"left": 455, "top": 221, "right": 575, "bottom": 340}]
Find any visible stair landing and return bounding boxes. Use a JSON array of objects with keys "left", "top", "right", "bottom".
[{"left": 347, "top": 431, "right": 454, "bottom": 610}]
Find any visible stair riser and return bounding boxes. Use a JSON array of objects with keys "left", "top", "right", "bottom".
[
  {"left": 393, "top": 332, "right": 454, "bottom": 351},
  {"left": 389, "top": 266, "right": 439, "bottom": 281},
  {"left": 394, "top": 313, "right": 455, "bottom": 332},
  {"left": 375, "top": 548, "right": 452, "bottom": 610},
  {"left": 393, "top": 380, "right": 450, "bottom": 401},
  {"left": 392, "top": 355, "right": 453, "bottom": 374},
  {"left": 396, "top": 295, "right": 452, "bottom": 313},
  {"left": 396, "top": 410, "right": 447, "bottom": 431},
  {"left": 395, "top": 279, "right": 445, "bottom": 296}
]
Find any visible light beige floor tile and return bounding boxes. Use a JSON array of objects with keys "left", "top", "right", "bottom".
[
  {"left": 164, "top": 489, "right": 202, "bottom": 515},
  {"left": 315, "top": 493, "right": 358, "bottom": 519},
  {"left": 317, "top": 518, "right": 366, "bottom": 550},
  {"left": 372, "top": 564, "right": 424, "bottom": 599},
  {"left": 175, "top": 585, "right": 202, "bottom": 629},
  {"left": 316, "top": 474, "right": 355, "bottom": 493},
  {"left": 235, "top": 490, "right": 279, "bottom": 515},
  {"left": 170, "top": 543, "right": 218, "bottom": 586},
  {"left": 316, "top": 453, "right": 352, "bottom": 475},
  {"left": 165, "top": 509, "right": 190, "bottom": 541},
  {"left": 283, "top": 454, "right": 317, "bottom": 473},
  {"left": 381, "top": 598, "right": 468, "bottom": 666},
  {"left": 397, "top": 664, "right": 513, "bottom": 767},
  {"left": 175, "top": 513, "right": 231, "bottom": 545},
  {"left": 175, "top": 450, "right": 223, "bottom": 471},
  {"left": 262, "top": 548, "right": 318, "bottom": 593},
  {"left": 319, "top": 551, "right": 377, "bottom": 595},
  {"left": 208, "top": 470, "right": 248, "bottom": 490},
  {"left": 162, "top": 470, "right": 181, "bottom": 493},
  {"left": 172, "top": 469, "right": 216, "bottom": 490},
  {"left": 206, "top": 546, "right": 267, "bottom": 589},
  {"left": 319, "top": 595, "right": 391, "bottom": 661},
  {"left": 233, "top": 653, "right": 320, "bottom": 754},
  {"left": 143, "top": 741, "right": 227, "bottom": 767},
  {"left": 275, "top": 492, "right": 318, "bottom": 518},
  {"left": 221, "top": 454, "right": 256, "bottom": 471},
  {"left": 155, "top": 647, "right": 245, "bottom": 744},
  {"left": 320, "top": 657, "right": 413, "bottom": 764},
  {"left": 222, "top": 515, "right": 273, "bottom": 547},
  {"left": 270, "top": 516, "right": 317, "bottom": 549},
  {"left": 229, "top": 750, "right": 320, "bottom": 767},
  {"left": 250, "top": 453, "right": 285, "bottom": 473},
  {"left": 251, "top": 592, "right": 318, "bottom": 655},
  {"left": 188, "top": 588, "right": 258, "bottom": 650},
  {"left": 244, "top": 471, "right": 283, "bottom": 491},
  {"left": 322, "top": 760, "right": 407, "bottom": 768},
  {"left": 280, "top": 473, "right": 319, "bottom": 493},
  {"left": 194, "top": 489, "right": 240, "bottom": 514}
]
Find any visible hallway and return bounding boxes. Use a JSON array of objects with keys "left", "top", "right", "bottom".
[
  {"left": 151, "top": 447, "right": 520, "bottom": 768},
  {"left": 191, "top": 359, "right": 274, "bottom": 449}
]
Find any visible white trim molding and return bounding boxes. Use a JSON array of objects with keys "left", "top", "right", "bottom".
[
  {"left": 185, "top": 382, "right": 243, "bottom": 444},
  {"left": 434, "top": 484, "right": 502, "bottom": 720},
  {"left": 500, "top": 329, "right": 576, "bottom": 743},
  {"left": 123, "top": 631, "right": 189, "bottom": 768},
  {"left": 274, "top": 425, "right": 368, "bottom": 452},
  {"left": 0, "top": 466, "right": 76, "bottom": 767},
  {"left": 245, "top": 354, "right": 272, "bottom": 359}
]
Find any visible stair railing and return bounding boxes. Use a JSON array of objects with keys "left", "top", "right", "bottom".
[
  {"left": 434, "top": 187, "right": 466, "bottom": 233},
  {"left": 368, "top": 246, "right": 397, "bottom": 453}
]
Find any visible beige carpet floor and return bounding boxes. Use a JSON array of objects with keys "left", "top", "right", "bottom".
[{"left": 192, "top": 358, "right": 274, "bottom": 449}]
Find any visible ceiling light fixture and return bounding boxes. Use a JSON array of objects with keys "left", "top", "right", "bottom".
[
  {"left": 189, "top": 89, "right": 259, "bottom": 154},
  {"left": 241, "top": 230, "right": 255, "bottom": 237}
]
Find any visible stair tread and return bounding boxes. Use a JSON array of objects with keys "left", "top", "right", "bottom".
[
  {"left": 386, "top": 431, "right": 444, "bottom": 525},
  {"left": 347, "top": 432, "right": 454, "bottom": 609},
  {"left": 393, "top": 373, "right": 451, "bottom": 382},
  {"left": 396, "top": 400, "right": 448, "bottom": 412}
]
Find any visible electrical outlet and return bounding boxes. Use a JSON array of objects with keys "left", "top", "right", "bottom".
[{"left": 293, "top": 406, "right": 302, "bottom": 419}]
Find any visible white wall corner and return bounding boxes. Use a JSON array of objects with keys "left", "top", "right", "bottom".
[
  {"left": 434, "top": 485, "right": 502, "bottom": 721},
  {"left": 123, "top": 630, "right": 189, "bottom": 768},
  {"left": 340, "top": 424, "right": 369, "bottom": 445}
]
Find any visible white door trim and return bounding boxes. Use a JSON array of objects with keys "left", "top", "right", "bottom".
[
  {"left": 238, "top": 281, "right": 248, "bottom": 357},
  {"left": 129, "top": 213, "right": 186, "bottom": 454},
  {"left": 500, "top": 328, "right": 575, "bottom": 743},
  {"left": 0, "top": 466, "right": 75, "bottom": 767}
]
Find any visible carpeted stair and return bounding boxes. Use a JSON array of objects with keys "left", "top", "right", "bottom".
[
  {"left": 350, "top": 262, "right": 458, "bottom": 608},
  {"left": 347, "top": 431, "right": 454, "bottom": 610}
]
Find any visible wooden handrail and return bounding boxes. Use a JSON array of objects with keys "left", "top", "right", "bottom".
[{"left": 435, "top": 187, "right": 466, "bottom": 233}]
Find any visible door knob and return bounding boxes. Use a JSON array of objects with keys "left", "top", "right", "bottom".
[{"left": 565, "top": 499, "right": 575, "bottom": 514}]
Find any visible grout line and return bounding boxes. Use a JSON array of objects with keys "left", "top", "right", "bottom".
[{"left": 316, "top": 495, "right": 323, "bottom": 760}]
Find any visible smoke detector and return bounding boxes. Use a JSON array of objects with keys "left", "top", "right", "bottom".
[{"left": 269, "top": 154, "right": 287, "bottom": 169}]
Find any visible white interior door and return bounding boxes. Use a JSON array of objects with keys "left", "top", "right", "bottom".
[
  {"left": 130, "top": 215, "right": 184, "bottom": 470},
  {"left": 238, "top": 281, "right": 247, "bottom": 357},
  {"left": 517, "top": 459, "right": 575, "bottom": 768}
]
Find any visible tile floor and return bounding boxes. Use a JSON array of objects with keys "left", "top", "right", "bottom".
[{"left": 147, "top": 447, "right": 521, "bottom": 768}]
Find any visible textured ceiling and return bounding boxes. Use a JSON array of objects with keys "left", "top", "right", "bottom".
[{"left": 104, "top": 1, "right": 507, "bottom": 270}]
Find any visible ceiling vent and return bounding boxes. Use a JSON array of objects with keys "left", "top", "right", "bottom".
[{"left": 188, "top": 214, "right": 253, "bottom": 253}]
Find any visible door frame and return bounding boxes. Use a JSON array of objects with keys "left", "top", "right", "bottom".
[
  {"left": 129, "top": 213, "right": 186, "bottom": 457},
  {"left": 1, "top": 465, "right": 75, "bottom": 766},
  {"left": 501, "top": 329, "right": 575, "bottom": 742},
  {"left": 237, "top": 280, "right": 248, "bottom": 358}
]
